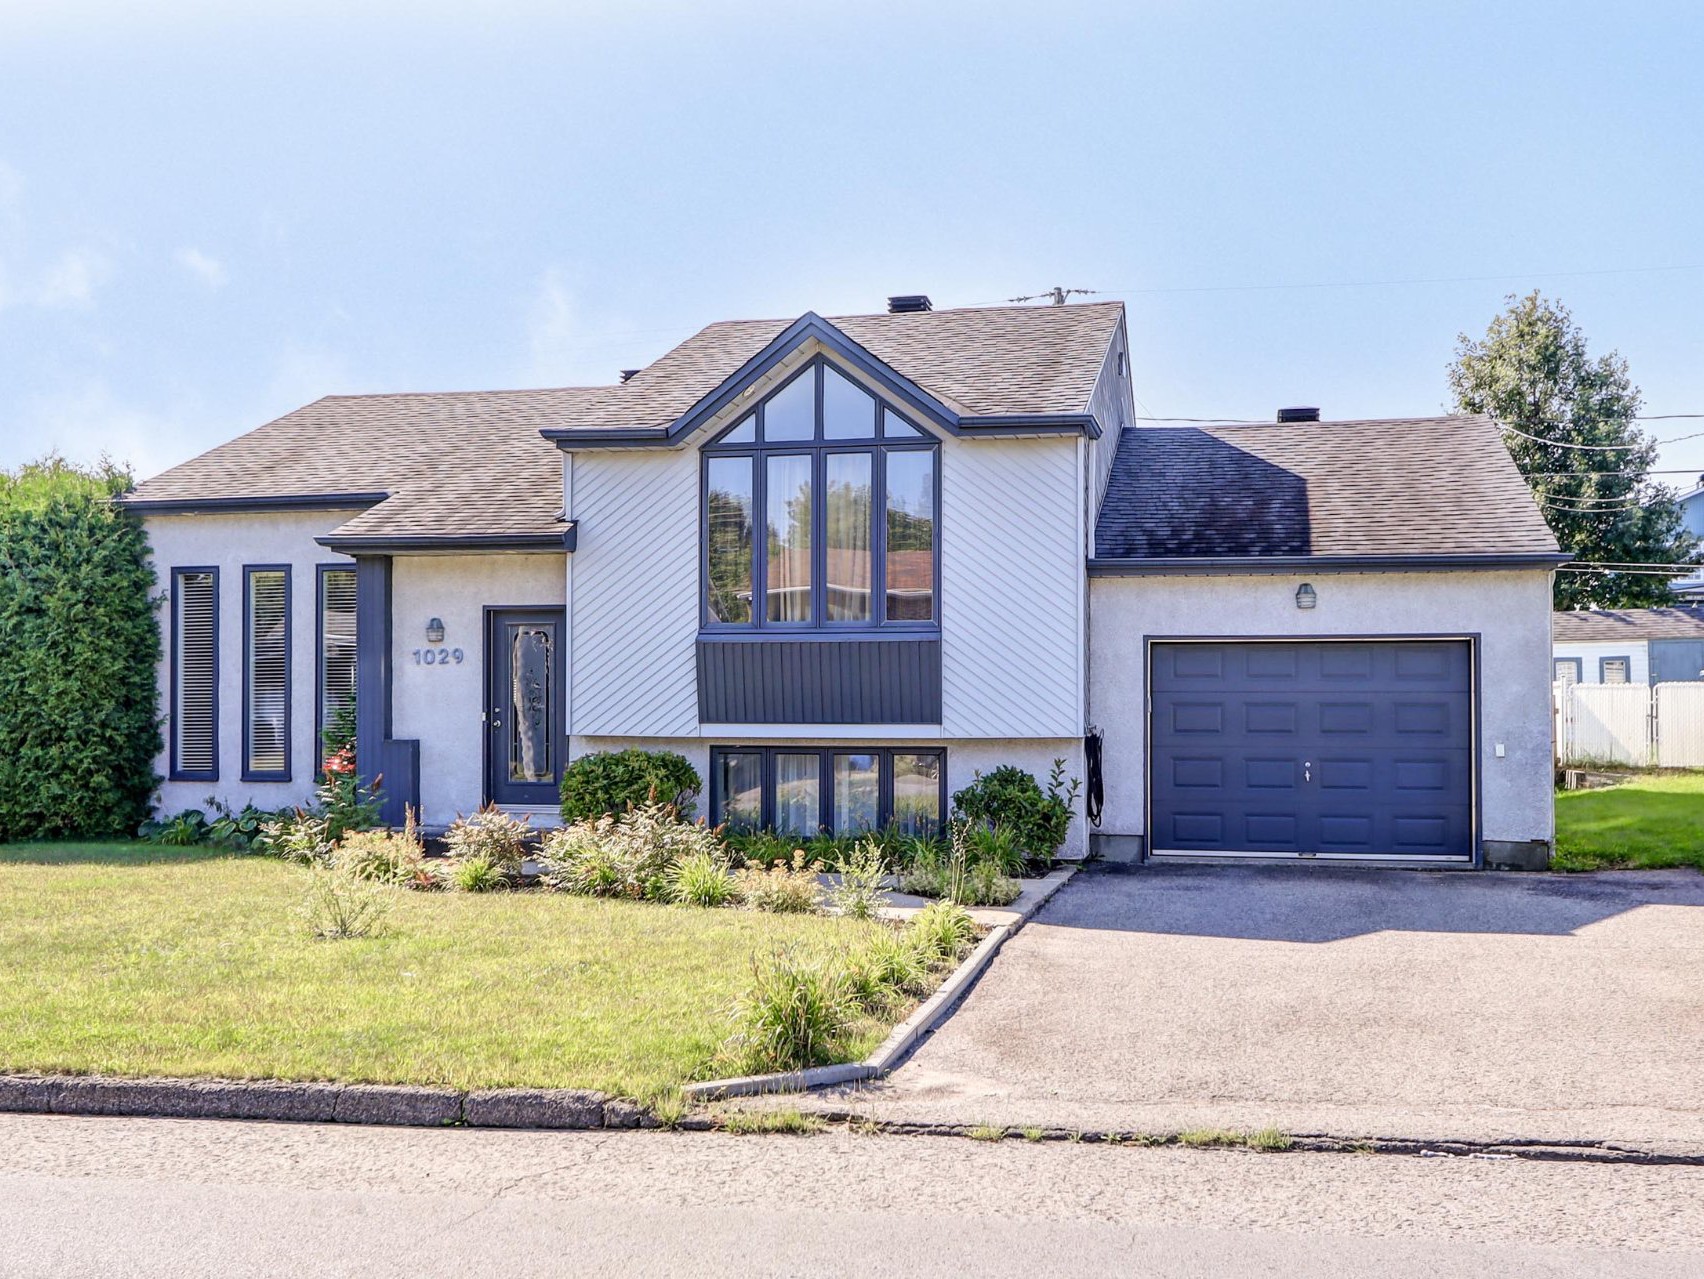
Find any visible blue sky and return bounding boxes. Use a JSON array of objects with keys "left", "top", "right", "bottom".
[{"left": 2, "top": 0, "right": 1701, "bottom": 484}]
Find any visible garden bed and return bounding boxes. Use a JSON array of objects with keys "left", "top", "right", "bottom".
[{"left": 0, "top": 842, "right": 913, "bottom": 1100}]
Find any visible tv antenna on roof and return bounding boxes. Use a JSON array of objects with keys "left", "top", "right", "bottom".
[{"left": 1007, "top": 286, "right": 1099, "bottom": 306}]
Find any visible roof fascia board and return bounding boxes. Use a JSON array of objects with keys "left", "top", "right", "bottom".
[
  {"left": 316, "top": 526, "right": 577, "bottom": 556},
  {"left": 542, "top": 312, "right": 1104, "bottom": 450},
  {"left": 121, "top": 491, "right": 390, "bottom": 514},
  {"left": 1087, "top": 552, "right": 1572, "bottom": 577}
]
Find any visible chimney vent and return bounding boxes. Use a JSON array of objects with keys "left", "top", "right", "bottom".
[
  {"left": 619, "top": 369, "right": 640, "bottom": 383},
  {"left": 887, "top": 294, "right": 932, "bottom": 314},
  {"left": 1277, "top": 406, "right": 1320, "bottom": 424}
]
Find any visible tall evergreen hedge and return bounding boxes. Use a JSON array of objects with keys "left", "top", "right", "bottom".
[{"left": 0, "top": 458, "right": 161, "bottom": 840}]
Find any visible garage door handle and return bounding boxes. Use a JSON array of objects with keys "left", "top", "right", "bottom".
[{"left": 1303, "top": 761, "right": 1312, "bottom": 783}]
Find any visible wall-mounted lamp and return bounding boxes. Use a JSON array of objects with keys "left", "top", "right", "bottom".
[
  {"left": 1294, "top": 583, "right": 1317, "bottom": 611},
  {"left": 425, "top": 617, "right": 446, "bottom": 644}
]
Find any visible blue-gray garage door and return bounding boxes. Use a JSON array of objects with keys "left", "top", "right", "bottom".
[{"left": 1149, "top": 640, "right": 1474, "bottom": 860}]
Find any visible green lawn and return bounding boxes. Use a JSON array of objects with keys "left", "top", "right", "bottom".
[
  {"left": 0, "top": 843, "right": 884, "bottom": 1099},
  {"left": 1554, "top": 772, "right": 1704, "bottom": 871}
]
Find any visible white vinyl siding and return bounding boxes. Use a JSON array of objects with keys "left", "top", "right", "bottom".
[
  {"left": 244, "top": 567, "right": 291, "bottom": 779},
  {"left": 940, "top": 435, "right": 1084, "bottom": 738},
  {"left": 172, "top": 568, "right": 219, "bottom": 779},
  {"left": 317, "top": 566, "right": 357, "bottom": 767},
  {"left": 568, "top": 450, "right": 701, "bottom": 737}
]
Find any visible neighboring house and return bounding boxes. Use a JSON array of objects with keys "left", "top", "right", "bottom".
[
  {"left": 1553, "top": 606, "right": 1704, "bottom": 685},
  {"left": 1674, "top": 482, "right": 1704, "bottom": 599},
  {"left": 124, "top": 297, "right": 1565, "bottom": 867}
]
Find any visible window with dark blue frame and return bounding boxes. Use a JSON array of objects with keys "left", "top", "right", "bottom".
[
  {"left": 243, "top": 565, "right": 292, "bottom": 781},
  {"left": 702, "top": 359, "right": 939, "bottom": 632},
  {"left": 710, "top": 746, "right": 945, "bottom": 837},
  {"left": 171, "top": 567, "right": 219, "bottom": 781},
  {"left": 316, "top": 565, "right": 358, "bottom": 771}
]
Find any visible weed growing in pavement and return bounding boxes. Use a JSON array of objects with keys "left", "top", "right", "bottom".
[
  {"left": 717, "top": 1108, "right": 826, "bottom": 1136},
  {"left": 967, "top": 1124, "right": 1008, "bottom": 1142}
]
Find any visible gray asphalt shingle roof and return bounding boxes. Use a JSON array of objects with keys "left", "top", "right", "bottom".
[
  {"left": 1553, "top": 606, "right": 1704, "bottom": 642},
  {"left": 1093, "top": 415, "right": 1561, "bottom": 561},
  {"left": 125, "top": 302, "right": 1125, "bottom": 541}
]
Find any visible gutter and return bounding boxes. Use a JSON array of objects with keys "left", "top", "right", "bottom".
[
  {"left": 315, "top": 527, "right": 578, "bottom": 556},
  {"left": 118, "top": 492, "right": 390, "bottom": 515},
  {"left": 1086, "top": 552, "right": 1574, "bottom": 577}
]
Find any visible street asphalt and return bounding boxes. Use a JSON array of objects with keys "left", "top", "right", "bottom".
[
  {"left": 2, "top": 1113, "right": 1702, "bottom": 1276},
  {"left": 787, "top": 863, "right": 1704, "bottom": 1150}
]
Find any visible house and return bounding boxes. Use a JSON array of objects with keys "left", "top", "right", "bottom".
[
  {"left": 1673, "top": 481, "right": 1704, "bottom": 598},
  {"left": 124, "top": 297, "right": 1566, "bottom": 867},
  {"left": 1553, "top": 605, "right": 1704, "bottom": 685}
]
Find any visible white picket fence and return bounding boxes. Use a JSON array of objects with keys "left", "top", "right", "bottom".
[{"left": 1553, "top": 681, "right": 1704, "bottom": 767}]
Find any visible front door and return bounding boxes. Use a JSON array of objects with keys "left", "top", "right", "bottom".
[{"left": 485, "top": 608, "right": 566, "bottom": 807}]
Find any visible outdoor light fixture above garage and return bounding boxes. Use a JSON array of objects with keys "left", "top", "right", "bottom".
[
  {"left": 425, "top": 617, "right": 446, "bottom": 643},
  {"left": 1295, "top": 583, "right": 1317, "bottom": 610}
]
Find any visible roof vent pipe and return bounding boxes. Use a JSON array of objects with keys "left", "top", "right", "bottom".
[
  {"left": 619, "top": 369, "right": 640, "bottom": 383},
  {"left": 887, "top": 294, "right": 933, "bottom": 314},
  {"left": 1277, "top": 406, "right": 1321, "bottom": 423}
]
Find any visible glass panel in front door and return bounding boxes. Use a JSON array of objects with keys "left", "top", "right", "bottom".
[{"left": 508, "top": 623, "right": 555, "bottom": 784}]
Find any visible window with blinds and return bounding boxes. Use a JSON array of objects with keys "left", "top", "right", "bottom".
[
  {"left": 172, "top": 568, "right": 219, "bottom": 779},
  {"left": 244, "top": 567, "right": 291, "bottom": 780},
  {"left": 318, "top": 566, "right": 357, "bottom": 767}
]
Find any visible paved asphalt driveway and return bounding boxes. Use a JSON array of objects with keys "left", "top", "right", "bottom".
[{"left": 807, "top": 864, "right": 1704, "bottom": 1150}]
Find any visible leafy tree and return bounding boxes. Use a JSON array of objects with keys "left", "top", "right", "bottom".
[
  {"left": 0, "top": 457, "right": 162, "bottom": 840},
  {"left": 1449, "top": 292, "right": 1697, "bottom": 609}
]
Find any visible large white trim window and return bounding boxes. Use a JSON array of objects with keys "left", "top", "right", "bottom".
[
  {"left": 171, "top": 567, "right": 219, "bottom": 781},
  {"left": 702, "top": 359, "right": 939, "bottom": 632}
]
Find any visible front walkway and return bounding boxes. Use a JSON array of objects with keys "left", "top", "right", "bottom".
[{"left": 791, "top": 863, "right": 1704, "bottom": 1151}]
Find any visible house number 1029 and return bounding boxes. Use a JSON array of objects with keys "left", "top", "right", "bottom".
[{"left": 411, "top": 648, "right": 465, "bottom": 667}]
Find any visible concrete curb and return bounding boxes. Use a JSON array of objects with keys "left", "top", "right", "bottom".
[
  {"left": 0, "top": 1075, "right": 628, "bottom": 1130},
  {"left": 685, "top": 864, "right": 1079, "bottom": 1102}
]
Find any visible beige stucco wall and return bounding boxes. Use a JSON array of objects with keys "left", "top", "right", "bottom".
[
  {"left": 1087, "top": 569, "right": 1557, "bottom": 850},
  {"left": 144, "top": 509, "right": 364, "bottom": 816},
  {"left": 573, "top": 734, "right": 1089, "bottom": 858},
  {"left": 391, "top": 554, "right": 566, "bottom": 826}
]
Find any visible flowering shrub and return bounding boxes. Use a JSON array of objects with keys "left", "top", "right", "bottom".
[
  {"left": 736, "top": 852, "right": 825, "bottom": 914},
  {"left": 444, "top": 804, "right": 532, "bottom": 873},
  {"left": 540, "top": 803, "right": 722, "bottom": 901}
]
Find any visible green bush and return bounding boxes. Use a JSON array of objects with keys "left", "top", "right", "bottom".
[
  {"left": 849, "top": 928, "right": 930, "bottom": 1002},
  {"left": 908, "top": 901, "right": 979, "bottom": 964},
  {"left": 540, "top": 802, "right": 723, "bottom": 901},
  {"left": 950, "top": 760, "right": 1080, "bottom": 865},
  {"left": 666, "top": 850, "right": 739, "bottom": 908},
  {"left": 829, "top": 838, "right": 889, "bottom": 920},
  {"left": 730, "top": 945, "right": 857, "bottom": 1073},
  {"left": 560, "top": 749, "right": 701, "bottom": 823},
  {"left": 0, "top": 458, "right": 160, "bottom": 841},
  {"left": 448, "top": 853, "right": 509, "bottom": 893}
]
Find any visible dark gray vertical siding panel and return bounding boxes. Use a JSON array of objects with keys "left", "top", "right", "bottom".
[
  {"left": 354, "top": 555, "right": 392, "bottom": 794},
  {"left": 697, "top": 639, "right": 942, "bottom": 724}
]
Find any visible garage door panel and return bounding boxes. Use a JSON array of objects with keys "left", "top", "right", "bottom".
[{"left": 1150, "top": 640, "right": 1474, "bottom": 860}]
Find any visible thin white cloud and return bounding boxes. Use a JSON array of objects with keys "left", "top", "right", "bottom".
[
  {"left": 174, "top": 246, "right": 227, "bottom": 289},
  {"left": 527, "top": 266, "right": 577, "bottom": 384},
  {"left": 35, "top": 248, "right": 110, "bottom": 309},
  {"left": 13, "top": 382, "right": 194, "bottom": 480}
]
